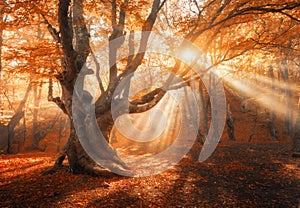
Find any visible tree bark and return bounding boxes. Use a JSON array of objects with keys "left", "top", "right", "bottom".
[
  {"left": 293, "top": 111, "right": 300, "bottom": 152},
  {"left": 43, "top": 0, "right": 166, "bottom": 176},
  {"left": 32, "top": 81, "right": 42, "bottom": 149},
  {"left": 267, "top": 65, "right": 278, "bottom": 140},
  {"left": 281, "top": 59, "right": 293, "bottom": 136},
  {"left": 226, "top": 104, "right": 235, "bottom": 141}
]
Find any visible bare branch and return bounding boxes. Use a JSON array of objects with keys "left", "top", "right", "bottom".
[
  {"left": 41, "top": 14, "right": 61, "bottom": 43},
  {"left": 107, "top": 0, "right": 127, "bottom": 92},
  {"left": 126, "top": 30, "right": 135, "bottom": 66},
  {"left": 111, "top": 0, "right": 117, "bottom": 27},
  {"left": 48, "top": 76, "right": 68, "bottom": 115},
  {"left": 91, "top": 49, "right": 105, "bottom": 94},
  {"left": 118, "top": 0, "right": 165, "bottom": 80},
  {"left": 279, "top": 11, "right": 300, "bottom": 23},
  {"left": 190, "top": 2, "right": 300, "bottom": 40}
]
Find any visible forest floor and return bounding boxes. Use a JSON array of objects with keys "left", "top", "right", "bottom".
[
  {"left": 0, "top": 141, "right": 299, "bottom": 207},
  {"left": 1, "top": 92, "right": 300, "bottom": 207}
]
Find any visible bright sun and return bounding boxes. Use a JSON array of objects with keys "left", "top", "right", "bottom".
[{"left": 180, "top": 49, "right": 197, "bottom": 63}]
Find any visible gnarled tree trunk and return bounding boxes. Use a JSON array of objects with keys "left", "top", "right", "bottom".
[{"left": 44, "top": 0, "right": 166, "bottom": 176}]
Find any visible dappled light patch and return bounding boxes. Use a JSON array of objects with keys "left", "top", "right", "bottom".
[
  {"left": 283, "top": 164, "right": 300, "bottom": 179},
  {"left": 0, "top": 153, "right": 54, "bottom": 184}
]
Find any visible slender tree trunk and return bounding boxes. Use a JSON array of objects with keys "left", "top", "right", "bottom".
[
  {"left": 267, "top": 66, "right": 278, "bottom": 140},
  {"left": 293, "top": 109, "right": 300, "bottom": 152},
  {"left": 198, "top": 80, "right": 209, "bottom": 139},
  {"left": 32, "top": 81, "right": 43, "bottom": 149},
  {"left": 282, "top": 59, "right": 293, "bottom": 136},
  {"left": 249, "top": 107, "right": 258, "bottom": 142},
  {"left": 226, "top": 104, "right": 235, "bottom": 141},
  {"left": 56, "top": 118, "right": 64, "bottom": 152},
  {"left": 5, "top": 81, "right": 32, "bottom": 153}
]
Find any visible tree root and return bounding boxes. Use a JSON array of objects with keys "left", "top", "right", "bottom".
[
  {"left": 42, "top": 154, "right": 67, "bottom": 175},
  {"left": 42, "top": 147, "right": 130, "bottom": 177}
]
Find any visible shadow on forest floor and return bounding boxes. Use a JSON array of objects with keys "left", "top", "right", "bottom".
[{"left": 0, "top": 142, "right": 299, "bottom": 207}]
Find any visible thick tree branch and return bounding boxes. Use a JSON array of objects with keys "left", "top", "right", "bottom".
[
  {"left": 129, "top": 88, "right": 166, "bottom": 114},
  {"left": 58, "top": 0, "right": 74, "bottom": 59},
  {"left": 100, "top": 0, "right": 165, "bottom": 110},
  {"left": 58, "top": 0, "right": 77, "bottom": 80},
  {"left": 107, "top": 0, "right": 127, "bottom": 92},
  {"left": 73, "top": 0, "right": 91, "bottom": 72}
]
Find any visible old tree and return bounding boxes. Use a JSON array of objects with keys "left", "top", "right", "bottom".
[
  {"left": 1, "top": 0, "right": 299, "bottom": 175},
  {"left": 46, "top": 0, "right": 170, "bottom": 175}
]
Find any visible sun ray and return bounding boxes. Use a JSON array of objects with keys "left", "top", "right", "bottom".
[{"left": 218, "top": 66, "right": 299, "bottom": 123}]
